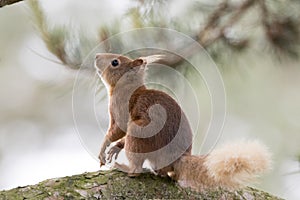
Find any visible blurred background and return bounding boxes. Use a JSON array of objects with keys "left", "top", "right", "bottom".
[{"left": 0, "top": 0, "right": 300, "bottom": 199}]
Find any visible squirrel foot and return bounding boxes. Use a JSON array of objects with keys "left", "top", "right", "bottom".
[
  {"left": 127, "top": 173, "right": 141, "bottom": 177},
  {"left": 167, "top": 171, "right": 176, "bottom": 180},
  {"left": 113, "top": 162, "right": 143, "bottom": 177}
]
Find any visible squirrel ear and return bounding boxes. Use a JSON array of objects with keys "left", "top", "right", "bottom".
[
  {"left": 132, "top": 58, "right": 144, "bottom": 67},
  {"left": 139, "top": 55, "right": 165, "bottom": 64}
]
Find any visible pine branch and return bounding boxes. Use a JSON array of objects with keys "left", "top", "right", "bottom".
[
  {"left": 153, "top": 0, "right": 256, "bottom": 67},
  {"left": 28, "top": 0, "right": 85, "bottom": 69},
  {"left": 25, "top": 0, "right": 300, "bottom": 70}
]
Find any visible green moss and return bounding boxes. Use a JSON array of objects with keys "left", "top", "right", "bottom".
[{"left": 0, "top": 170, "right": 284, "bottom": 200}]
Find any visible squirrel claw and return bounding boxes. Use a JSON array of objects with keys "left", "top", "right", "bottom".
[
  {"left": 100, "top": 161, "right": 105, "bottom": 167},
  {"left": 107, "top": 146, "right": 121, "bottom": 163},
  {"left": 98, "top": 153, "right": 106, "bottom": 167}
]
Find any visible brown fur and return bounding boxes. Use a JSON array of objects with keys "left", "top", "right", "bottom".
[
  {"left": 95, "top": 53, "right": 271, "bottom": 190},
  {"left": 95, "top": 53, "right": 192, "bottom": 175}
]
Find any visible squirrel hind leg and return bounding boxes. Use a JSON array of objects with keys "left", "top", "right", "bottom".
[
  {"left": 119, "top": 151, "right": 145, "bottom": 177},
  {"left": 113, "top": 162, "right": 131, "bottom": 172},
  {"left": 113, "top": 162, "right": 143, "bottom": 177}
]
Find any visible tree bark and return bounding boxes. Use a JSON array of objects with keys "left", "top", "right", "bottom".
[
  {"left": 0, "top": 170, "right": 283, "bottom": 200},
  {"left": 0, "top": 0, "right": 24, "bottom": 8}
]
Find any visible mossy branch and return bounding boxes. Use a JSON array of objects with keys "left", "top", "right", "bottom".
[{"left": 0, "top": 170, "right": 283, "bottom": 200}]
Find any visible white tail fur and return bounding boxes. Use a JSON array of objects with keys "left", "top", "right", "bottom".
[
  {"left": 204, "top": 140, "right": 272, "bottom": 188},
  {"left": 172, "top": 140, "right": 272, "bottom": 191}
]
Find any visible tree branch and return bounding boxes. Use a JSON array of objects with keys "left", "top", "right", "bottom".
[
  {"left": 155, "top": 0, "right": 256, "bottom": 68},
  {"left": 0, "top": 0, "right": 24, "bottom": 8},
  {"left": 0, "top": 170, "right": 283, "bottom": 199}
]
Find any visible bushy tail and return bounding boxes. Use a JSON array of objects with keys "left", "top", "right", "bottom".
[
  {"left": 204, "top": 140, "right": 272, "bottom": 188},
  {"left": 173, "top": 140, "right": 272, "bottom": 191}
]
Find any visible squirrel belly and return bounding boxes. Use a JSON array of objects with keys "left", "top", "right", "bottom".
[{"left": 171, "top": 140, "right": 272, "bottom": 191}]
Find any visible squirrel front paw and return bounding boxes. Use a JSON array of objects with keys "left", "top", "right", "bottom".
[
  {"left": 98, "top": 151, "right": 106, "bottom": 167},
  {"left": 98, "top": 138, "right": 112, "bottom": 167},
  {"left": 107, "top": 145, "right": 122, "bottom": 163}
]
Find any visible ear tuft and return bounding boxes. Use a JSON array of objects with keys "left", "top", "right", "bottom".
[
  {"left": 140, "top": 55, "right": 165, "bottom": 64},
  {"left": 132, "top": 58, "right": 144, "bottom": 67}
]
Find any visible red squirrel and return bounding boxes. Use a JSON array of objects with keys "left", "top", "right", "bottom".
[{"left": 94, "top": 53, "right": 271, "bottom": 190}]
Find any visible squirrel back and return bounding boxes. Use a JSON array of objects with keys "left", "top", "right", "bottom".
[{"left": 171, "top": 140, "right": 272, "bottom": 191}]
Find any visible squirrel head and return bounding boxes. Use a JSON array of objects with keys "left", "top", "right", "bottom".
[{"left": 94, "top": 53, "right": 145, "bottom": 87}]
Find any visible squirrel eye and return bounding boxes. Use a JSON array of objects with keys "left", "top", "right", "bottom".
[{"left": 111, "top": 59, "right": 119, "bottom": 67}]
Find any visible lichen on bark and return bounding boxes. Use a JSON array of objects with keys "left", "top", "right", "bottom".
[{"left": 0, "top": 170, "right": 284, "bottom": 200}]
